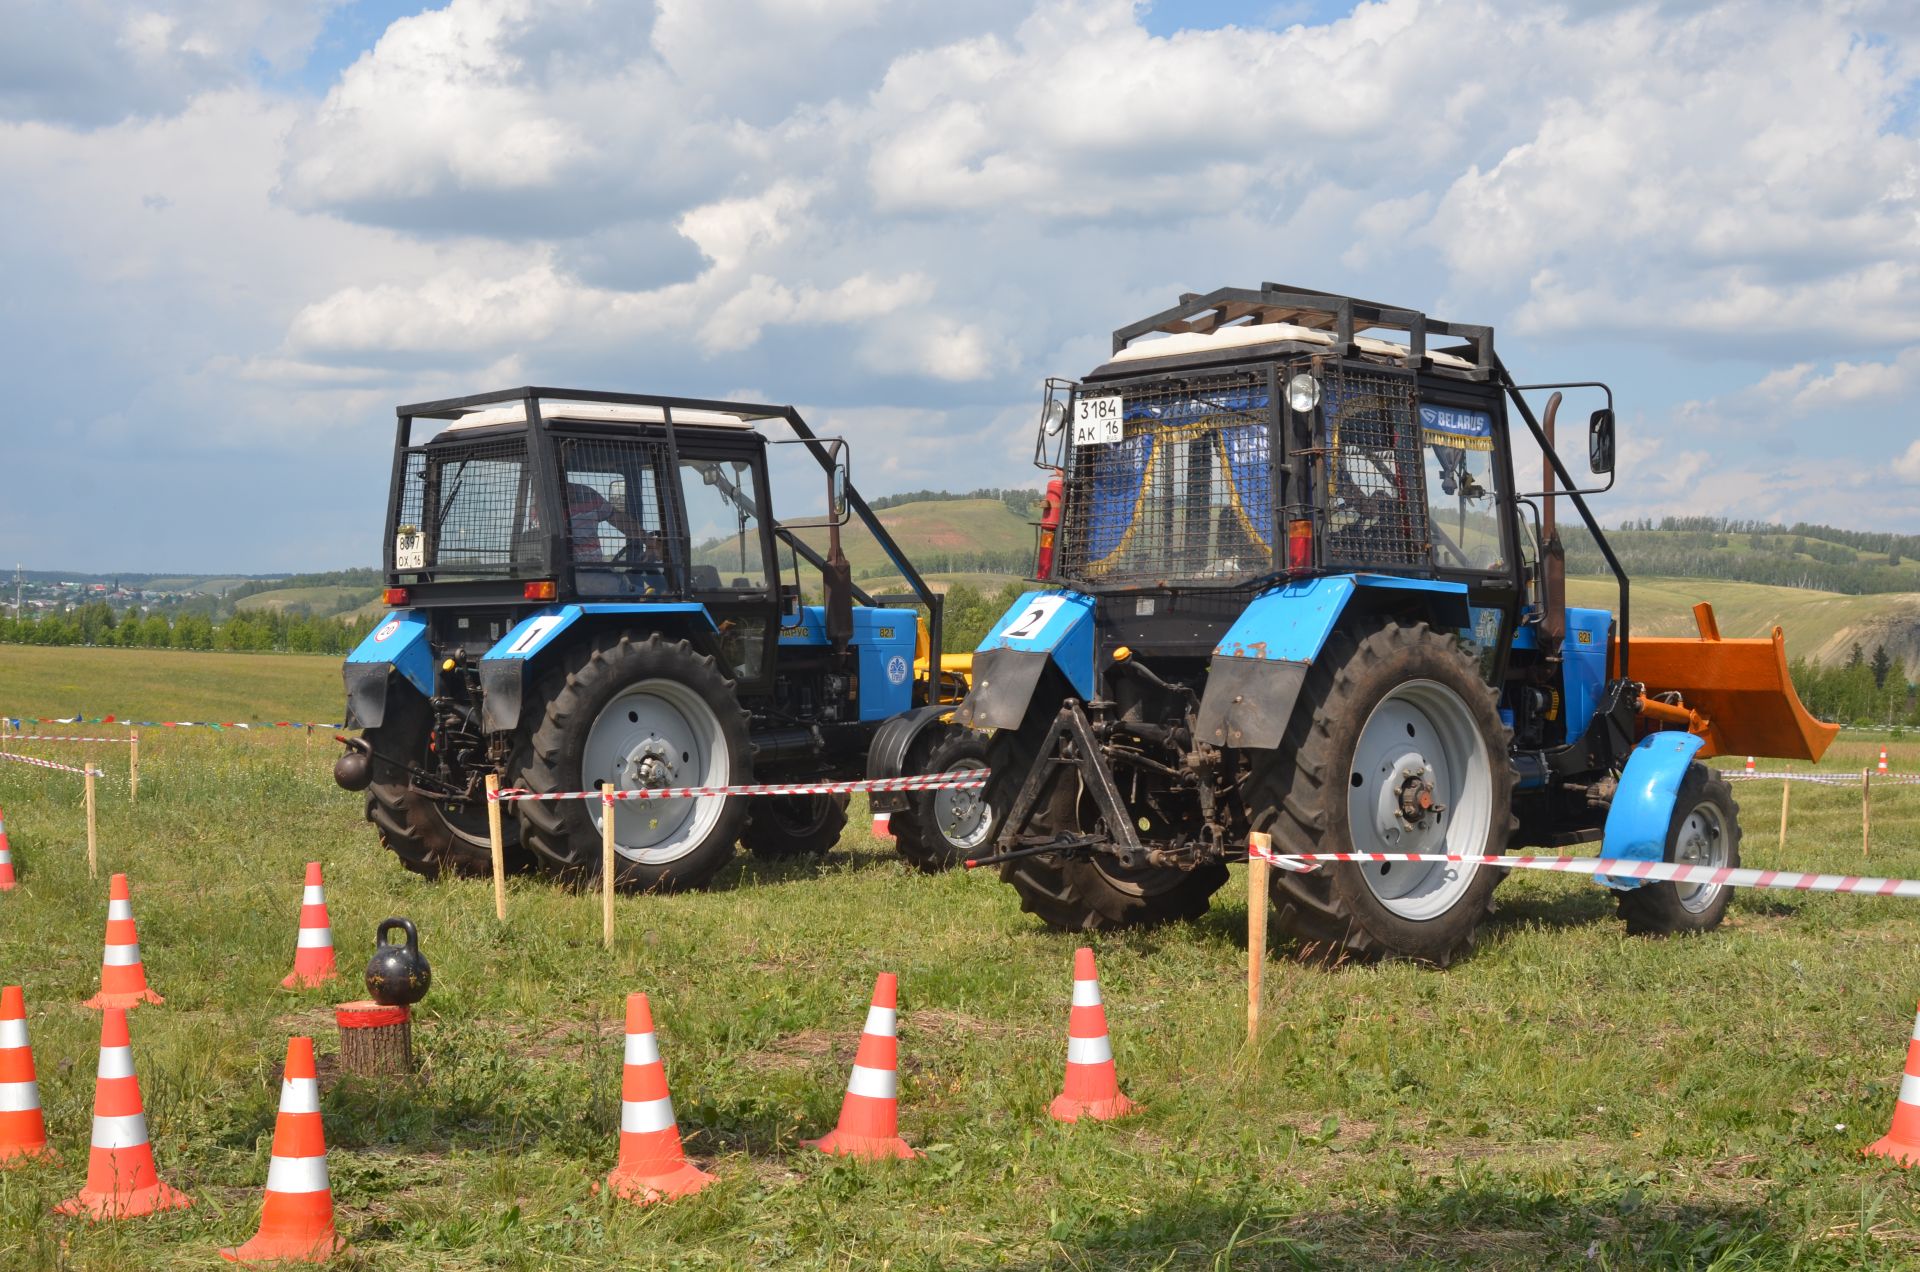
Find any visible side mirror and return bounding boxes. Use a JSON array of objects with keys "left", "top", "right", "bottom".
[
  {"left": 831, "top": 460, "right": 850, "bottom": 523},
  {"left": 780, "top": 586, "right": 802, "bottom": 624},
  {"left": 1588, "top": 408, "right": 1615, "bottom": 475}
]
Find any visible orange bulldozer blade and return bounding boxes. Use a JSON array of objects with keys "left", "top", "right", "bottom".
[{"left": 1620, "top": 604, "right": 1839, "bottom": 762}]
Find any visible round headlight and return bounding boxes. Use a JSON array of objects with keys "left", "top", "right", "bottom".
[
  {"left": 1287, "top": 373, "right": 1321, "bottom": 414},
  {"left": 1042, "top": 398, "right": 1068, "bottom": 436}
]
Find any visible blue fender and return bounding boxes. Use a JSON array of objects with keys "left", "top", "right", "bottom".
[
  {"left": 1597, "top": 731, "right": 1707, "bottom": 890},
  {"left": 955, "top": 590, "right": 1096, "bottom": 731},
  {"left": 1196, "top": 573, "right": 1471, "bottom": 749},
  {"left": 477, "top": 602, "right": 719, "bottom": 733},
  {"left": 343, "top": 610, "right": 434, "bottom": 728}
]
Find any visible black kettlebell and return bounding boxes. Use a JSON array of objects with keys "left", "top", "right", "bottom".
[{"left": 365, "top": 917, "right": 431, "bottom": 1007}]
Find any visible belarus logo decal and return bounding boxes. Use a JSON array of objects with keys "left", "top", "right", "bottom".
[{"left": 886, "top": 654, "right": 910, "bottom": 686}]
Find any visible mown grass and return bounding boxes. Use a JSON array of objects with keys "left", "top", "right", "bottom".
[{"left": 3, "top": 653, "right": 1920, "bottom": 1267}]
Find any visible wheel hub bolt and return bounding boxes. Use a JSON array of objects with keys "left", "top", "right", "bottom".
[{"left": 1396, "top": 776, "right": 1443, "bottom": 824}]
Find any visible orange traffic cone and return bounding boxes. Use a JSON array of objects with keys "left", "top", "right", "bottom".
[
  {"left": 281, "top": 863, "right": 338, "bottom": 989},
  {"left": 55, "top": 1007, "right": 192, "bottom": 1218},
  {"left": 0, "top": 805, "right": 16, "bottom": 891},
  {"left": 1880, "top": 747, "right": 1892, "bottom": 774},
  {"left": 1050, "top": 947, "right": 1137, "bottom": 1122},
  {"left": 600, "top": 993, "right": 714, "bottom": 1203},
  {"left": 871, "top": 811, "right": 893, "bottom": 841},
  {"left": 808, "top": 972, "right": 919, "bottom": 1160},
  {"left": 1745, "top": 756, "right": 1756, "bottom": 774},
  {"left": 220, "top": 1036, "right": 343, "bottom": 1262},
  {"left": 0, "top": 986, "right": 49, "bottom": 1165},
  {"left": 1867, "top": 999, "right": 1920, "bottom": 1165},
  {"left": 85, "top": 874, "right": 163, "bottom": 1009}
]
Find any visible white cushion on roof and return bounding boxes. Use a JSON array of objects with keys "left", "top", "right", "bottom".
[
  {"left": 445, "top": 401, "right": 753, "bottom": 430},
  {"left": 1110, "top": 322, "right": 1474, "bottom": 370}
]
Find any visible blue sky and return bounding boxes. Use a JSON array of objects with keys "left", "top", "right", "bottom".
[{"left": 4, "top": 0, "right": 1920, "bottom": 573}]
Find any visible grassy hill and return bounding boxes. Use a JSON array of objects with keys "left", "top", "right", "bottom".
[
  {"left": 234, "top": 584, "right": 380, "bottom": 616},
  {"left": 1566, "top": 577, "right": 1920, "bottom": 666}
]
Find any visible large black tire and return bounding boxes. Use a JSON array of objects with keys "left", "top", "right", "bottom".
[
  {"left": 741, "top": 793, "right": 849, "bottom": 860},
  {"left": 892, "top": 729, "right": 996, "bottom": 872},
  {"left": 363, "top": 691, "right": 517, "bottom": 880},
  {"left": 1616, "top": 763, "right": 1741, "bottom": 935},
  {"left": 991, "top": 729, "right": 1231, "bottom": 931},
  {"left": 516, "top": 634, "right": 751, "bottom": 892},
  {"left": 1249, "top": 621, "right": 1516, "bottom": 966}
]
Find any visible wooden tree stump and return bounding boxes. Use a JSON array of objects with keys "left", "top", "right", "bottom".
[{"left": 336, "top": 1001, "right": 413, "bottom": 1077}]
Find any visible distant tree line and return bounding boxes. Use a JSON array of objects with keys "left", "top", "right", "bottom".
[
  {"left": 1563, "top": 520, "right": 1920, "bottom": 596},
  {"left": 0, "top": 602, "right": 376, "bottom": 655},
  {"left": 1790, "top": 641, "right": 1916, "bottom": 728},
  {"left": 218, "top": 568, "right": 383, "bottom": 608}
]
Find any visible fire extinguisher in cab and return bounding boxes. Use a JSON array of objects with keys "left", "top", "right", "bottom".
[{"left": 1035, "top": 472, "right": 1064, "bottom": 580}]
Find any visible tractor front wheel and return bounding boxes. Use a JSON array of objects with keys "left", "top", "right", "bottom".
[
  {"left": 741, "top": 793, "right": 850, "bottom": 860},
  {"left": 1616, "top": 763, "right": 1740, "bottom": 935},
  {"left": 1249, "top": 620, "right": 1516, "bottom": 966},
  {"left": 891, "top": 730, "right": 996, "bottom": 872},
  {"left": 516, "top": 634, "right": 751, "bottom": 892}
]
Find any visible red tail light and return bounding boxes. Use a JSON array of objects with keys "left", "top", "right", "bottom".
[
  {"left": 1034, "top": 473, "right": 1064, "bottom": 580},
  {"left": 523, "top": 580, "right": 557, "bottom": 601},
  {"left": 1286, "top": 519, "right": 1314, "bottom": 572},
  {"left": 382, "top": 587, "right": 411, "bottom": 606}
]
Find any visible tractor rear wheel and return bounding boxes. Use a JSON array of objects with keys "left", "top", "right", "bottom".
[
  {"left": 992, "top": 731, "right": 1229, "bottom": 930},
  {"left": 891, "top": 730, "right": 996, "bottom": 872},
  {"left": 363, "top": 692, "right": 516, "bottom": 880},
  {"left": 516, "top": 634, "right": 751, "bottom": 892},
  {"left": 1248, "top": 620, "right": 1515, "bottom": 966},
  {"left": 1615, "top": 763, "right": 1740, "bottom": 935},
  {"left": 741, "top": 793, "right": 849, "bottom": 860}
]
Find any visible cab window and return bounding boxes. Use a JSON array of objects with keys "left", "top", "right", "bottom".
[
  {"left": 679, "top": 458, "right": 768, "bottom": 591},
  {"left": 1420, "top": 403, "right": 1504, "bottom": 572}
]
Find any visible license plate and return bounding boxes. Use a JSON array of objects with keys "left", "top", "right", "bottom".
[
  {"left": 394, "top": 529, "right": 425, "bottom": 571},
  {"left": 1072, "top": 395, "right": 1124, "bottom": 446}
]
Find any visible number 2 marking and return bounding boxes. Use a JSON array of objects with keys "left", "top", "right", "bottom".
[{"left": 1003, "top": 596, "right": 1064, "bottom": 641}]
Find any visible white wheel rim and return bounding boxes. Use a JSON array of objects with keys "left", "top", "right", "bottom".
[
  {"left": 1673, "top": 799, "right": 1729, "bottom": 914},
  {"left": 932, "top": 757, "right": 993, "bottom": 852},
  {"left": 583, "top": 679, "right": 730, "bottom": 866},
  {"left": 1346, "top": 678, "right": 1494, "bottom": 921}
]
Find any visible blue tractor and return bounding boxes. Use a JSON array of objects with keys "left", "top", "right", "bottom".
[
  {"left": 929, "top": 286, "right": 1836, "bottom": 963},
  {"left": 332, "top": 388, "right": 967, "bottom": 890}
]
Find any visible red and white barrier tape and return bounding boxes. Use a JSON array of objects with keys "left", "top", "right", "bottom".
[
  {"left": 1253, "top": 848, "right": 1920, "bottom": 898},
  {"left": 489, "top": 769, "right": 990, "bottom": 804},
  {"left": 0, "top": 751, "right": 104, "bottom": 778},
  {"left": 1726, "top": 770, "right": 1920, "bottom": 787}
]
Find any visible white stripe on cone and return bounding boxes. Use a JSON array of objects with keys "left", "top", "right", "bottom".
[
  {"left": 846, "top": 1064, "right": 897, "bottom": 1099},
  {"left": 1899, "top": 1072, "right": 1920, "bottom": 1107},
  {"left": 0, "top": 1019, "right": 26, "bottom": 1048},
  {"left": 0, "top": 1079, "right": 41, "bottom": 1112},
  {"left": 1071, "top": 981, "right": 1102, "bottom": 1008},
  {"left": 624, "top": 1033, "right": 661, "bottom": 1066},
  {"left": 103, "top": 943, "right": 143, "bottom": 967},
  {"left": 91, "top": 1111, "right": 150, "bottom": 1149},
  {"left": 862, "top": 1006, "right": 897, "bottom": 1036},
  {"left": 108, "top": 900, "right": 131, "bottom": 921},
  {"left": 280, "top": 1077, "right": 320, "bottom": 1114},
  {"left": 620, "top": 1096, "right": 677, "bottom": 1134},
  {"left": 263, "top": 1154, "right": 331, "bottom": 1194},
  {"left": 1067, "top": 1035, "right": 1114, "bottom": 1065},
  {"left": 296, "top": 927, "right": 334, "bottom": 949},
  {"left": 302, "top": 886, "right": 325, "bottom": 905},
  {"left": 97, "top": 1046, "right": 134, "bottom": 1080}
]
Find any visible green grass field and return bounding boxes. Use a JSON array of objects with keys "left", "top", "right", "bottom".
[{"left": 5, "top": 651, "right": 1920, "bottom": 1268}]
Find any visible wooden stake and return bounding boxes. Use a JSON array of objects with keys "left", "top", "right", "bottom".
[
  {"left": 1863, "top": 768, "right": 1873, "bottom": 858},
  {"left": 485, "top": 773, "right": 507, "bottom": 922},
  {"left": 601, "top": 784, "right": 616, "bottom": 950},
  {"left": 305, "top": 723, "right": 312, "bottom": 752},
  {"left": 1777, "top": 777, "right": 1790, "bottom": 855},
  {"left": 84, "top": 763, "right": 98, "bottom": 879},
  {"left": 1247, "top": 832, "right": 1271, "bottom": 1044},
  {"left": 129, "top": 730, "right": 139, "bottom": 805}
]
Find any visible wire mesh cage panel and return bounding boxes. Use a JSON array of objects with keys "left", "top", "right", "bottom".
[
  {"left": 1318, "top": 365, "right": 1430, "bottom": 571},
  {"left": 1056, "top": 373, "right": 1275, "bottom": 588},
  {"left": 397, "top": 437, "right": 532, "bottom": 576},
  {"left": 557, "top": 437, "right": 671, "bottom": 568}
]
